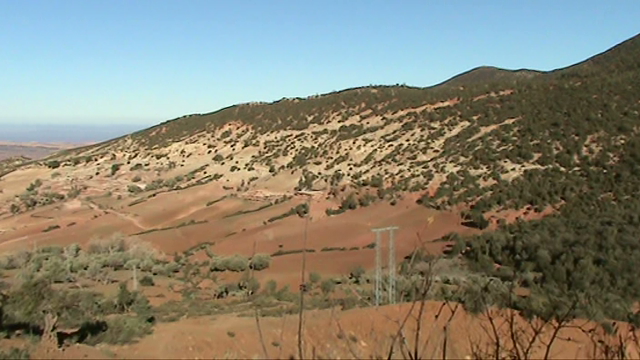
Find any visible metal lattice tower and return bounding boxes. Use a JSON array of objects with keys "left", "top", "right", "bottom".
[
  {"left": 374, "top": 230, "right": 382, "bottom": 306},
  {"left": 372, "top": 226, "right": 399, "bottom": 306},
  {"left": 388, "top": 228, "right": 396, "bottom": 304}
]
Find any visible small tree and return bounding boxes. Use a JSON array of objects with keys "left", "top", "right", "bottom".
[
  {"left": 210, "top": 257, "right": 227, "bottom": 272},
  {"left": 350, "top": 265, "right": 366, "bottom": 284},
  {"left": 40, "top": 257, "right": 69, "bottom": 284},
  {"left": 224, "top": 255, "right": 249, "bottom": 272},
  {"left": 320, "top": 279, "right": 335, "bottom": 296},
  {"left": 110, "top": 163, "right": 122, "bottom": 176},
  {"left": 264, "top": 280, "right": 278, "bottom": 295},
  {"left": 341, "top": 193, "right": 358, "bottom": 210},
  {"left": 246, "top": 277, "right": 260, "bottom": 294},
  {"left": 309, "top": 272, "right": 321, "bottom": 285},
  {"left": 46, "top": 160, "right": 60, "bottom": 169},
  {"left": 249, "top": 254, "right": 271, "bottom": 271},
  {"left": 115, "top": 282, "right": 134, "bottom": 313}
]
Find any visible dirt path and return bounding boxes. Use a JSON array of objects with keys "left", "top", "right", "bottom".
[
  {"left": 86, "top": 200, "right": 149, "bottom": 231},
  {"left": 156, "top": 205, "right": 206, "bottom": 228},
  {"left": 0, "top": 235, "right": 29, "bottom": 249}
]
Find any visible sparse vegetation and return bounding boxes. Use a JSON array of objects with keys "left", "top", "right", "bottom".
[
  {"left": 133, "top": 220, "right": 209, "bottom": 236},
  {"left": 0, "top": 33, "right": 639, "bottom": 360},
  {"left": 271, "top": 248, "right": 316, "bottom": 257},
  {"left": 42, "top": 224, "right": 61, "bottom": 232},
  {"left": 267, "top": 203, "right": 308, "bottom": 223},
  {"left": 206, "top": 196, "right": 226, "bottom": 207},
  {"left": 224, "top": 203, "right": 274, "bottom": 218}
]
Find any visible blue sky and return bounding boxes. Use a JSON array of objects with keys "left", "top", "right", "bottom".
[{"left": 1, "top": 0, "right": 639, "bottom": 126}]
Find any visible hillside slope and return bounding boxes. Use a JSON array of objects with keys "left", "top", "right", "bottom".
[
  {"left": 0, "top": 33, "right": 639, "bottom": 324},
  {"left": 22, "top": 33, "right": 636, "bottom": 212}
]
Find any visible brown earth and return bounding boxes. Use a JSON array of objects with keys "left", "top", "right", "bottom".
[
  {"left": 0, "top": 184, "right": 474, "bottom": 285},
  {"left": 6, "top": 302, "right": 639, "bottom": 359}
]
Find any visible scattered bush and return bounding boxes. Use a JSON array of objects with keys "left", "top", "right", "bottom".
[
  {"left": 128, "top": 184, "right": 143, "bottom": 194},
  {"left": 249, "top": 253, "right": 271, "bottom": 271},
  {"left": 223, "top": 255, "right": 249, "bottom": 272},
  {"left": 42, "top": 224, "right": 61, "bottom": 233},
  {"left": 309, "top": 272, "right": 321, "bottom": 284},
  {"left": 139, "top": 275, "right": 155, "bottom": 286},
  {"left": 110, "top": 163, "right": 122, "bottom": 176},
  {"left": 84, "top": 315, "right": 154, "bottom": 345},
  {"left": 320, "top": 279, "right": 336, "bottom": 295},
  {"left": 321, "top": 246, "right": 347, "bottom": 252},
  {"left": 271, "top": 248, "right": 316, "bottom": 257}
]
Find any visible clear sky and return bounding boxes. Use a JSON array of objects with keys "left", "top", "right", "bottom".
[{"left": 1, "top": 0, "right": 639, "bottom": 126}]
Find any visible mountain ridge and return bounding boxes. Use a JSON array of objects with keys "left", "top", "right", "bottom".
[
  {"left": 48, "top": 33, "right": 639, "bottom": 156},
  {"left": 434, "top": 66, "right": 543, "bottom": 88}
]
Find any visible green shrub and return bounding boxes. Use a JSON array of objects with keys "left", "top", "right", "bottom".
[
  {"left": 320, "top": 279, "right": 336, "bottom": 295},
  {"left": 139, "top": 275, "right": 155, "bottom": 286},
  {"left": 272, "top": 248, "right": 316, "bottom": 257},
  {"left": 42, "top": 224, "right": 61, "bottom": 233},
  {"left": 206, "top": 196, "right": 226, "bottom": 207},
  {"left": 342, "top": 194, "right": 358, "bottom": 210},
  {"left": 46, "top": 160, "right": 60, "bottom": 169},
  {"left": 321, "top": 246, "right": 347, "bottom": 252},
  {"left": 274, "top": 285, "right": 297, "bottom": 302},
  {"left": 325, "top": 207, "right": 346, "bottom": 216},
  {"left": 26, "top": 179, "right": 42, "bottom": 192},
  {"left": 128, "top": 184, "right": 143, "bottom": 194},
  {"left": 67, "top": 186, "right": 82, "bottom": 199},
  {"left": 249, "top": 254, "right": 271, "bottom": 271},
  {"left": 223, "top": 255, "right": 249, "bottom": 272},
  {"left": 210, "top": 258, "right": 226, "bottom": 272},
  {"left": 84, "top": 315, "right": 154, "bottom": 345},
  {"left": 349, "top": 266, "right": 366, "bottom": 284},
  {"left": 110, "top": 163, "right": 122, "bottom": 176},
  {"left": 151, "top": 264, "right": 165, "bottom": 276},
  {"left": 309, "top": 272, "right": 321, "bottom": 284},
  {"left": 264, "top": 279, "right": 278, "bottom": 295},
  {"left": 128, "top": 198, "right": 147, "bottom": 207},
  {"left": 10, "top": 203, "right": 20, "bottom": 214},
  {"left": 163, "top": 262, "right": 180, "bottom": 274}
]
